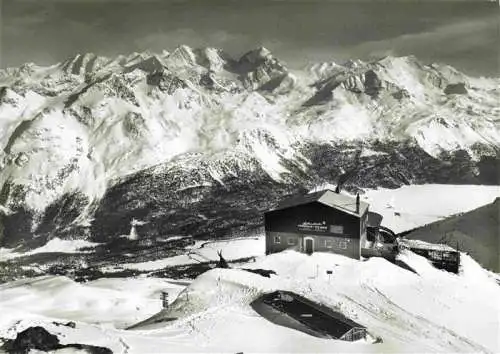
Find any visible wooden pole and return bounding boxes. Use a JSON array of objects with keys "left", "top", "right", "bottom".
[{"left": 161, "top": 291, "right": 169, "bottom": 308}]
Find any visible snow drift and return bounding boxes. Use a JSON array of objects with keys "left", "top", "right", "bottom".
[{"left": 1, "top": 249, "right": 498, "bottom": 353}]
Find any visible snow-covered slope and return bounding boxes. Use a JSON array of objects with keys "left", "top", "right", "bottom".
[
  {"left": 362, "top": 184, "right": 500, "bottom": 233},
  {"left": 0, "top": 46, "right": 498, "bottom": 247},
  {"left": 404, "top": 196, "right": 500, "bottom": 272},
  {"left": 1, "top": 250, "right": 498, "bottom": 353},
  {"left": 0, "top": 237, "right": 100, "bottom": 261}
]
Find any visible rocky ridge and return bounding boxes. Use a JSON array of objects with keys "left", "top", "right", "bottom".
[{"left": 0, "top": 46, "right": 498, "bottom": 248}]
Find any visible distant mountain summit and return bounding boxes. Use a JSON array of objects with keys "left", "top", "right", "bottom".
[{"left": 0, "top": 46, "right": 498, "bottom": 247}]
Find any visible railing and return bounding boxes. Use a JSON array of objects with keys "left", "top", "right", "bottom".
[{"left": 340, "top": 327, "right": 366, "bottom": 342}]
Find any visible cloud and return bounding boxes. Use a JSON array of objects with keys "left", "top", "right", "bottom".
[
  {"left": 2, "top": 0, "right": 497, "bottom": 77},
  {"left": 282, "top": 16, "right": 497, "bottom": 76},
  {"left": 345, "top": 16, "right": 498, "bottom": 64}
]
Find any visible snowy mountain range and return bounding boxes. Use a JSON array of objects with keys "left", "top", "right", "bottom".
[{"left": 0, "top": 46, "right": 498, "bottom": 247}]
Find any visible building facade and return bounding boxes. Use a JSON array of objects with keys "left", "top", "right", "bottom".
[{"left": 264, "top": 190, "right": 369, "bottom": 260}]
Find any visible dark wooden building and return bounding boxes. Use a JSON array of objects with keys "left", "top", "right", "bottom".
[
  {"left": 264, "top": 189, "right": 369, "bottom": 259},
  {"left": 398, "top": 239, "right": 460, "bottom": 273},
  {"left": 252, "top": 290, "right": 367, "bottom": 341}
]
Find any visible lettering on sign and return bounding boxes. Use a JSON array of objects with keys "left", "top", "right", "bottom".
[{"left": 297, "top": 221, "right": 328, "bottom": 232}]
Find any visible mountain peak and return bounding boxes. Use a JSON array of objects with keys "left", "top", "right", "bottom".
[
  {"left": 371, "top": 55, "right": 422, "bottom": 71},
  {"left": 239, "top": 47, "right": 273, "bottom": 65},
  {"left": 59, "top": 52, "right": 110, "bottom": 76},
  {"left": 0, "top": 46, "right": 498, "bottom": 250},
  {"left": 342, "top": 59, "right": 366, "bottom": 70},
  {"left": 165, "top": 45, "right": 198, "bottom": 68},
  {"left": 194, "top": 47, "right": 233, "bottom": 72},
  {"left": 124, "top": 54, "right": 166, "bottom": 73}
]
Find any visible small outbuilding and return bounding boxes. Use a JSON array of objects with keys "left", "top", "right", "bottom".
[
  {"left": 251, "top": 290, "right": 367, "bottom": 341},
  {"left": 264, "top": 189, "right": 369, "bottom": 259},
  {"left": 398, "top": 239, "right": 460, "bottom": 273}
]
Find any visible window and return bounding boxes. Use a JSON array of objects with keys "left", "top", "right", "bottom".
[
  {"left": 338, "top": 241, "right": 347, "bottom": 249},
  {"left": 288, "top": 237, "right": 296, "bottom": 245},
  {"left": 330, "top": 225, "right": 344, "bottom": 234},
  {"left": 325, "top": 240, "right": 333, "bottom": 248},
  {"left": 274, "top": 235, "right": 281, "bottom": 244}
]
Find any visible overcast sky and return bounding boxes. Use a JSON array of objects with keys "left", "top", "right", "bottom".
[{"left": 1, "top": 0, "right": 498, "bottom": 77}]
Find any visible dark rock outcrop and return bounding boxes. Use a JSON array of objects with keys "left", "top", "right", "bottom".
[
  {"left": 146, "top": 70, "right": 188, "bottom": 94},
  {"left": 9, "top": 326, "right": 60, "bottom": 353},
  {"left": 1, "top": 326, "right": 113, "bottom": 354},
  {"left": 86, "top": 139, "right": 500, "bottom": 246},
  {"left": 444, "top": 82, "right": 468, "bottom": 95},
  {"left": 237, "top": 47, "right": 288, "bottom": 89},
  {"left": 1, "top": 137, "right": 498, "bottom": 250},
  {"left": 363, "top": 70, "right": 383, "bottom": 97}
]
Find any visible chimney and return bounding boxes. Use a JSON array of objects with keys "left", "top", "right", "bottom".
[{"left": 356, "top": 193, "right": 360, "bottom": 213}]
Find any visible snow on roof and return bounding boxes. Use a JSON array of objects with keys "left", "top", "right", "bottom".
[
  {"left": 267, "top": 290, "right": 366, "bottom": 330},
  {"left": 400, "top": 239, "right": 457, "bottom": 252},
  {"left": 270, "top": 189, "right": 369, "bottom": 217}
]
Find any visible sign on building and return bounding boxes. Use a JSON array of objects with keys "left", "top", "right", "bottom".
[{"left": 297, "top": 221, "right": 328, "bottom": 232}]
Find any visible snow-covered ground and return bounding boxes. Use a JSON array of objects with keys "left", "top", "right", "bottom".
[
  {"left": 113, "top": 184, "right": 498, "bottom": 273},
  {"left": 109, "top": 236, "right": 265, "bottom": 272},
  {"left": 0, "top": 183, "right": 489, "bottom": 272},
  {"left": 1, "top": 183, "right": 498, "bottom": 352},
  {"left": 362, "top": 184, "right": 500, "bottom": 233},
  {"left": 0, "top": 238, "right": 100, "bottom": 261},
  {"left": 1, "top": 183, "right": 497, "bottom": 276},
  {"left": 0, "top": 276, "right": 184, "bottom": 330},
  {"left": 1, "top": 250, "right": 498, "bottom": 353}
]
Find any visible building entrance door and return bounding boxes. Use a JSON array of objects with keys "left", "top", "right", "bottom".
[{"left": 304, "top": 238, "right": 314, "bottom": 255}]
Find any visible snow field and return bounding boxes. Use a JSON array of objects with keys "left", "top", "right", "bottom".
[
  {"left": 131, "top": 250, "right": 499, "bottom": 353},
  {"left": 0, "top": 184, "right": 499, "bottom": 352},
  {"left": 0, "top": 249, "right": 498, "bottom": 353},
  {"left": 362, "top": 184, "right": 499, "bottom": 233}
]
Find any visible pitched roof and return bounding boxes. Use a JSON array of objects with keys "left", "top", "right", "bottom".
[
  {"left": 399, "top": 239, "right": 458, "bottom": 253},
  {"left": 271, "top": 189, "right": 369, "bottom": 217}
]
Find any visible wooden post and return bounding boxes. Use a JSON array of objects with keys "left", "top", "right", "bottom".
[
  {"left": 326, "top": 270, "right": 333, "bottom": 283},
  {"left": 161, "top": 291, "right": 169, "bottom": 309}
]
